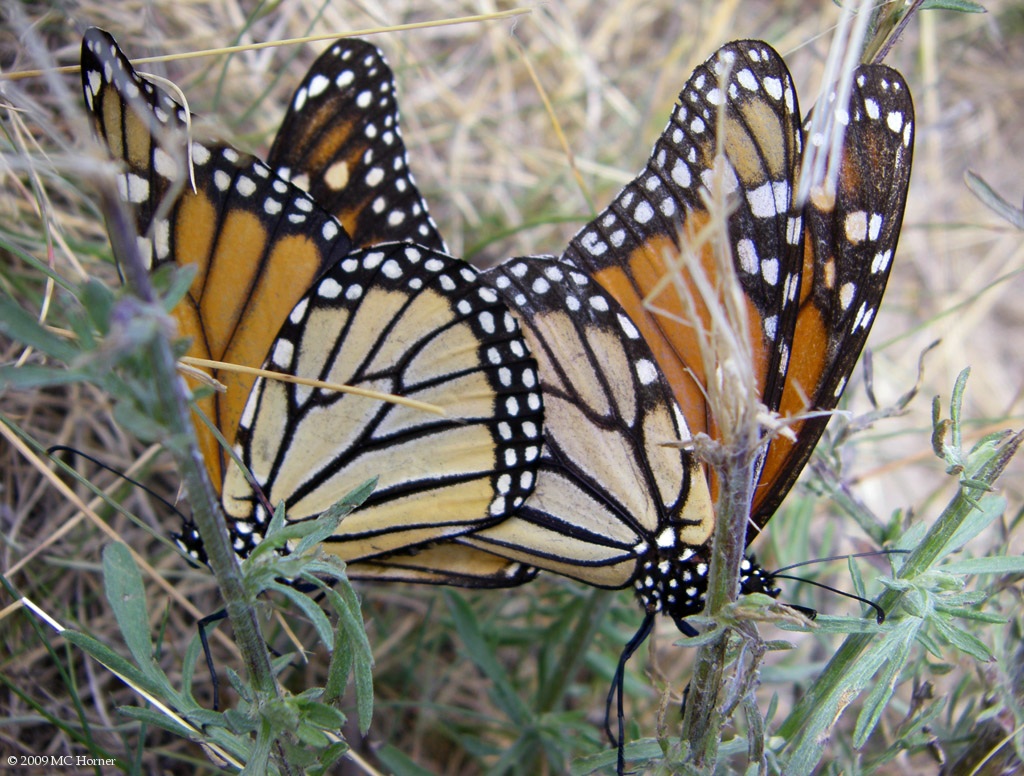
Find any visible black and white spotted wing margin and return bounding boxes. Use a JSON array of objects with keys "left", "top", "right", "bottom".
[
  {"left": 210, "top": 243, "right": 544, "bottom": 562},
  {"left": 81, "top": 27, "right": 351, "bottom": 490},
  {"left": 268, "top": 38, "right": 446, "bottom": 253}
]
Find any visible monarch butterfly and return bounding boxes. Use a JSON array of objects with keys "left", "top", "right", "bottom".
[
  {"left": 450, "top": 41, "right": 908, "bottom": 772},
  {"left": 245, "top": 36, "right": 912, "bottom": 617},
  {"left": 352, "top": 39, "right": 912, "bottom": 770},
  {"left": 321, "top": 39, "right": 913, "bottom": 626},
  {"left": 80, "top": 28, "right": 543, "bottom": 572}
]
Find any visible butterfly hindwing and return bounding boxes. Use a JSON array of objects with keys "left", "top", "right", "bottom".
[
  {"left": 219, "top": 243, "right": 544, "bottom": 561},
  {"left": 268, "top": 38, "right": 447, "bottom": 253},
  {"left": 453, "top": 257, "right": 745, "bottom": 624},
  {"left": 347, "top": 543, "right": 539, "bottom": 587}
]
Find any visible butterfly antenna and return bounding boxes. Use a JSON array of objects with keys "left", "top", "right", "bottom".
[
  {"left": 47, "top": 445, "right": 188, "bottom": 522},
  {"left": 48, "top": 445, "right": 233, "bottom": 704},
  {"left": 772, "top": 549, "right": 911, "bottom": 576},
  {"left": 770, "top": 550, "right": 910, "bottom": 624},
  {"left": 606, "top": 612, "right": 655, "bottom": 774},
  {"left": 772, "top": 573, "right": 886, "bottom": 624}
]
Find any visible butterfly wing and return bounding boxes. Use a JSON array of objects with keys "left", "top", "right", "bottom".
[
  {"left": 267, "top": 38, "right": 447, "bottom": 252},
  {"left": 82, "top": 28, "right": 348, "bottom": 489},
  {"left": 348, "top": 543, "right": 538, "bottom": 587},
  {"left": 217, "top": 243, "right": 543, "bottom": 560},
  {"left": 562, "top": 41, "right": 804, "bottom": 458},
  {"left": 751, "top": 64, "right": 914, "bottom": 527},
  {"left": 83, "top": 29, "right": 544, "bottom": 564},
  {"left": 455, "top": 257, "right": 731, "bottom": 622}
]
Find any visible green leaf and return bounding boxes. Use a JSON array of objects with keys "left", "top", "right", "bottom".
[
  {"left": 307, "top": 743, "right": 349, "bottom": 776},
  {"left": 224, "top": 707, "right": 257, "bottom": 735},
  {"left": 0, "top": 293, "right": 79, "bottom": 361},
  {"left": 853, "top": 621, "right": 915, "bottom": 746},
  {"left": 79, "top": 278, "right": 117, "bottom": 336},
  {"left": 375, "top": 744, "right": 437, "bottom": 776},
  {"left": 62, "top": 630, "right": 165, "bottom": 698},
  {"left": 777, "top": 614, "right": 882, "bottom": 635},
  {"left": 185, "top": 708, "right": 227, "bottom": 730},
  {"left": 930, "top": 613, "right": 995, "bottom": 661},
  {"left": 941, "top": 554, "right": 1024, "bottom": 575},
  {"left": 963, "top": 170, "right": 1021, "bottom": 227},
  {"left": 0, "top": 364, "right": 90, "bottom": 390},
  {"left": 320, "top": 582, "right": 373, "bottom": 734},
  {"left": 265, "top": 580, "right": 335, "bottom": 647},
  {"left": 939, "top": 495, "right": 1006, "bottom": 557},
  {"left": 298, "top": 699, "right": 346, "bottom": 730},
  {"left": 445, "top": 590, "right": 532, "bottom": 725},
  {"left": 117, "top": 705, "right": 196, "bottom": 739},
  {"left": 920, "top": 0, "right": 987, "bottom": 12},
  {"left": 152, "top": 262, "right": 198, "bottom": 313},
  {"left": 112, "top": 397, "right": 174, "bottom": 442},
  {"left": 181, "top": 631, "right": 204, "bottom": 704},
  {"left": 294, "top": 721, "right": 331, "bottom": 748},
  {"left": 102, "top": 543, "right": 157, "bottom": 676},
  {"left": 296, "top": 478, "right": 377, "bottom": 555}
]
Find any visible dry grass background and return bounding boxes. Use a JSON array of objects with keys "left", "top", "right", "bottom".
[{"left": 1, "top": 1, "right": 1022, "bottom": 774}]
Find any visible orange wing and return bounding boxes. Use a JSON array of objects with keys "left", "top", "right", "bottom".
[
  {"left": 562, "top": 41, "right": 804, "bottom": 507},
  {"left": 267, "top": 38, "right": 446, "bottom": 253},
  {"left": 562, "top": 41, "right": 913, "bottom": 534},
  {"left": 751, "top": 65, "right": 914, "bottom": 528},
  {"left": 82, "top": 28, "right": 347, "bottom": 489}
]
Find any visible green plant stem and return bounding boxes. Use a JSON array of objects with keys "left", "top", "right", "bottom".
[
  {"left": 98, "top": 189, "right": 289, "bottom": 769},
  {"left": 777, "top": 429, "right": 1022, "bottom": 746},
  {"left": 681, "top": 444, "right": 759, "bottom": 767}
]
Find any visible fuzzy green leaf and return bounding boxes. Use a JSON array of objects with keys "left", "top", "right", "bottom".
[
  {"left": 102, "top": 543, "right": 157, "bottom": 676},
  {"left": 941, "top": 555, "right": 1024, "bottom": 575},
  {"left": 117, "top": 705, "right": 196, "bottom": 739},
  {"left": 0, "top": 293, "right": 79, "bottom": 362},
  {"left": 930, "top": 612, "right": 995, "bottom": 661},
  {"left": 853, "top": 621, "right": 915, "bottom": 746}
]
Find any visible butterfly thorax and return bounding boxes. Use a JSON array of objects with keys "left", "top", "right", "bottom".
[{"left": 634, "top": 537, "right": 779, "bottom": 632}]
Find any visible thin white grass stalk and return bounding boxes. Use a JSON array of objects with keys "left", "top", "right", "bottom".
[
  {"left": 4, "top": 10, "right": 535, "bottom": 81},
  {"left": 797, "top": 0, "right": 873, "bottom": 208},
  {"left": 180, "top": 357, "right": 446, "bottom": 416},
  {"left": 16, "top": 597, "right": 244, "bottom": 770}
]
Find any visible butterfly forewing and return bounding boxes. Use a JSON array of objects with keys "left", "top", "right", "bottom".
[
  {"left": 267, "top": 38, "right": 446, "bottom": 253},
  {"left": 81, "top": 28, "right": 349, "bottom": 489},
  {"left": 562, "top": 41, "right": 804, "bottom": 450},
  {"left": 750, "top": 64, "right": 914, "bottom": 528},
  {"left": 220, "top": 244, "right": 544, "bottom": 560}
]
